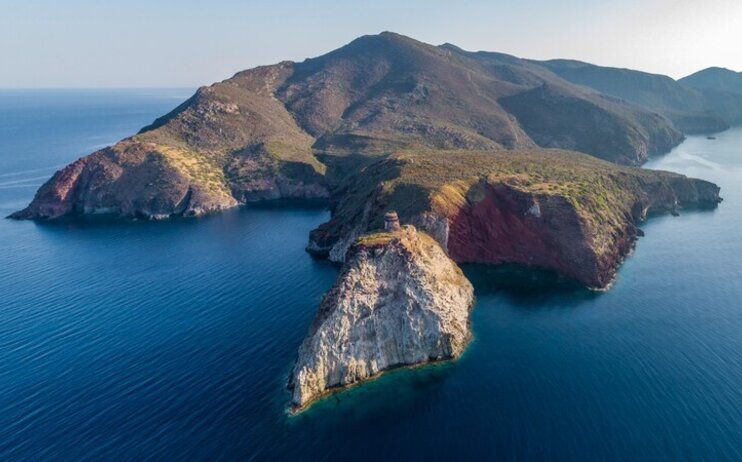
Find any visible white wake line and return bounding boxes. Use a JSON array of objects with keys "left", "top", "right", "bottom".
[
  {"left": 0, "top": 175, "right": 54, "bottom": 187},
  {"left": 0, "top": 164, "right": 65, "bottom": 179},
  {"left": 675, "top": 151, "right": 721, "bottom": 169},
  {"left": 0, "top": 184, "right": 40, "bottom": 189}
]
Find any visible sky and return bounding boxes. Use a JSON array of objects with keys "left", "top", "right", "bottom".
[{"left": 1, "top": 0, "right": 741, "bottom": 88}]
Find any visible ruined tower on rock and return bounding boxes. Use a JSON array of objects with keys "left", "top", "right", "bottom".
[{"left": 384, "top": 211, "right": 401, "bottom": 232}]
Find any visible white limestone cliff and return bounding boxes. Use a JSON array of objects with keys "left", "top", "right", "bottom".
[{"left": 289, "top": 225, "right": 474, "bottom": 411}]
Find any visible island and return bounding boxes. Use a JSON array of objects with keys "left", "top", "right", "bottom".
[
  {"left": 7, "top": 32, "right": 730, "bottom": 411},
  {"left": 13, "top": 32, "right": 733, "bottom": 223}
]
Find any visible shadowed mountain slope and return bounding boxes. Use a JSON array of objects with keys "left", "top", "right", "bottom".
[
  {"left": 538, "top": 59, "right": 742, "bottom": 132},
  {"left": 681, "top": 67, "right": 742, "bottom": 95},
  {"left": 680, "top": 68, "right": 742, "bottom": 125}
]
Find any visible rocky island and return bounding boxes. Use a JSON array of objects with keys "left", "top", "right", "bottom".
[
  {"left": 6, "top": 32, "right": 729, "bottom": 410},
  {"left": 289, "top": 219, "right": 474, "bottom": 411},
  {"left": 12, "top": 32, "right": 733, "bottom": 222}
]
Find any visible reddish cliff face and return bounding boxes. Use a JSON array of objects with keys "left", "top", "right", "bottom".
[
  {"left": 306, "top": 150, "right": 722, "bottom": 289},
  {"left": 10, "top": 156, "right": 92, "bottom": 220},
  {"left": 445, "top": 184, "right": 605, "bottom": 287}
]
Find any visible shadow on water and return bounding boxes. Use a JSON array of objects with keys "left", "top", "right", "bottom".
[
  {"left": 462, "top": 263, "right": 599, "bottom": 307},
  {"left": 643, "top": 203, "right": 722, "bottom": 222},
  {"left": 286, "top": 264, "right": 600, "bottom": 421}
]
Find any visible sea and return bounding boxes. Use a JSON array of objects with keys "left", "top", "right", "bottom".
[{"left": 1, "top": 89, "right": 741, "bottom": 460}]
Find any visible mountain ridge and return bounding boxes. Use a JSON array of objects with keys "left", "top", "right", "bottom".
[
  {"left": 11, "top": 31, "right": 730, "bottom": 222},
  {"left": 681, "top": 67, "right": 742, "bottom": 94}
]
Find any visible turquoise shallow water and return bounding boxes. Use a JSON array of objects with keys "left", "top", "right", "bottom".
[{"left": 1, "top": 90, "right": 742, "bottom": 460}]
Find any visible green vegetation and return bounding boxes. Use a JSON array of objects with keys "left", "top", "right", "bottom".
[
  {"left": 323, "top": 147, "right": 708, "bottom": 261},
  {"left": 356, "top": 231, "right": 396, "bottom": 247},
  {"left": 149, "top": 143, "right": 233, "bottom": 200}
]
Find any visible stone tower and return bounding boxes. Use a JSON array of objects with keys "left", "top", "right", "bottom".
[{"left": 384, "top": 211, "right": 401, "bottom": 232}]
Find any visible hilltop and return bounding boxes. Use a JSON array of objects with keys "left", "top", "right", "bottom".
[{"left": 681, "top": 67, "right": 742, "bottom": 95}]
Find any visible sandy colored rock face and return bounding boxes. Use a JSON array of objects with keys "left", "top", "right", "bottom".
[{"left": 289, "top": 226, "right": 474, "bottom": 411}]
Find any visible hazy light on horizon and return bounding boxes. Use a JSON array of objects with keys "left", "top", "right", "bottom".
[{"left": 1, "top": 0, "right": 740, "bottom": 88}]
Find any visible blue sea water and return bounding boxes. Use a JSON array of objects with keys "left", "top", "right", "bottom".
[{"left": 1, "top": 90, "right": 742, "bottom": 461}]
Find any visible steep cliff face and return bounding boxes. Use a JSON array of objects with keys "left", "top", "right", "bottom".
[
  {"left": 308, "top": 149, "right": 722, "bottom": 288},
  {"left": 289, "top": 226, "right": 474, "bottom": 411},
  {"left": 9, "top": 141, "right": 239, "bottom": 220}
]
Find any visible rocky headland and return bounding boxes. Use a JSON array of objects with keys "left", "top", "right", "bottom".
[
  {"left": 289, "top": 223, "right": 474, "bottom": 411},
  {"left": 308, "top": 149, "right": 721, "bottom": 289}
]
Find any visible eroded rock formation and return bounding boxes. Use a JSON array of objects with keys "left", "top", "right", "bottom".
[{"left": 289, "top": 225, "right": 474, "bottom": 411}]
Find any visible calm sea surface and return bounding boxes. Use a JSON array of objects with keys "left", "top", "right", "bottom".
[{"left": 1, "top": 90, "right": 741, "bottom": 460}]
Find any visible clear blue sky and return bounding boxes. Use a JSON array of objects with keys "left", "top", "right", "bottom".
[{"left": 1, "top": 0, "right": 740, "bottom": 88}]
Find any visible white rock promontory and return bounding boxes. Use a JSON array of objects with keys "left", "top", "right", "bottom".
[{"left": 289, "top": 225, "right": 475, "bottom": 411}]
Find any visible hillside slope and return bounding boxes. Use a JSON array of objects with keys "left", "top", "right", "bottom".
[
  {"left": 537, "top": 59, "right": 742, "bottom": 132},
  {"left": 681, "top": 67, "right": 742, "bottom": 95},
  {"left": 680, "top": 68, "right": 742, "bottom": 125},
  {"left": 10, "top": 63, "right": 329, "bottom": 220},
  {"left": 12, "top": 32, "right": 698, "bottom": 220}
]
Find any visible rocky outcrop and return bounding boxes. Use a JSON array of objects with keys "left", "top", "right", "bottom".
[
  {"left": 9, "top": 141, "right": 238, "bottom": 220},
  {"left": 308, "top": 149, "right": 722, "bottom": 289},
  {"left": 289, "top": 225, "right": 474, "bottom": 411},
  {"left": 10, "top": 63, "right": 329, "bottom": 220}
]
